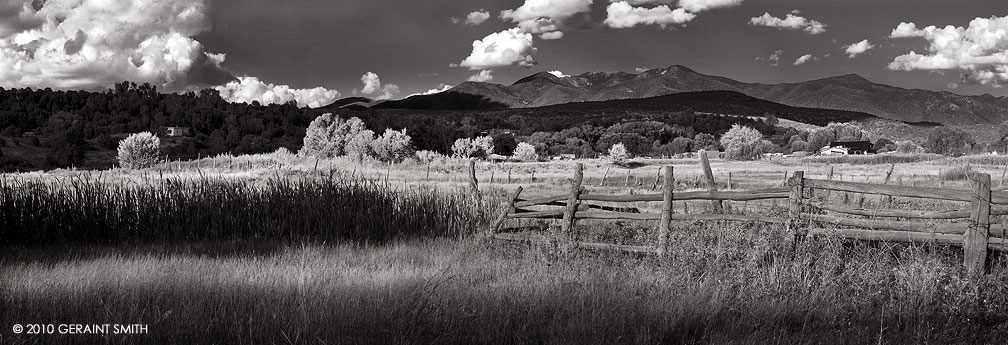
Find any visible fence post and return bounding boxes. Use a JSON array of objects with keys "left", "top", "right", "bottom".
[
  {"left": 788, "top": 171, "right": 805, "bottom": 248},
  {"left": 699, "top": 151, "right": 723, "bottom": 213},
  {"left": 599, "top": 167, "right": 610, "bottom": 187},
  {"left": 490, "top": 186, "right": 524, "bottom": 235},
  {"left": 964, "top": 173, "right": 991, "bottom": 274},
  {"left": 559, "top": 163, "right": 584, "bottom": 251},
  {"left": 658, "top": 166, "right": 674, "bottom": 256},
  {"left": 468, "top": 159, "right": 480, "bottom": 201}
]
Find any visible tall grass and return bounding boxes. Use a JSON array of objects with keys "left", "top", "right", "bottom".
[
  {"left": 0, "top": 174, "right": 501, "bottom": 246},
  {"left": 800, "top": 153, "right": 943, "bottom": 165}
]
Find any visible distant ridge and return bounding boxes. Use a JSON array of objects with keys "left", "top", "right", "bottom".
[{"left": 383, "top": 65, "right": 1008, "bottom": 125}]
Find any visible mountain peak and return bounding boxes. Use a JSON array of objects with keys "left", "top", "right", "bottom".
[
  {"left": 830, "top": 73, "right": 871, "bottom": 83},
  {"left": 512, "top": 72, "right": 562, "bottom": 86}
]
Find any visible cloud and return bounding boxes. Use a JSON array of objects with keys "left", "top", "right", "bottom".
[
  {"left": 0, "top": 0, "right": 234, "bottom": 91},
  {"left": 887, "top": 16, "right": 1008, "bottom": 86},
  {"left": 358, "top": 72, "right": 400, "bottom": 100},
  {"left": 548, "top": 70, "right": 568, "bottom": 77},
  {"left": 635, "top": 67, "right": 650, "bottom": 73},
  {"left": 756, "top": 49, "right": 784, "bottom": 66},
  {"left": 409, "top": 84, "right": 454, "bottom": 97},
  {"left": 677, "top": 0, "right": 743, "bottom": 13},
  {"left": 467, "top": 69, "right": 494, "bottom": 82},
  {"left": 455, "top": 28, "right": 537, "bottom": 70},
  {"left": 793, "top": 54, "right": 813, "bottom": 65},
  {"left": 215, "top": 77, "right": 339, "bottom": 108},
  {"left": 604, "top": 1, "right": 695, "bottom": 28},
  {"left": 844, "top": 39, "right": 874, "bottom": 58},
  {"left": 500, "top": 0, "right": 593, "bottom": 39},
  {"left": 749, "top": 11, "right": 826, "bottom": 34},
  {"left": 453, "top": 10, "right": 491, "bottom": 26}
]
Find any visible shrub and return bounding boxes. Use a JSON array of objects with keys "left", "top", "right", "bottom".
[
  {"left": 512, "top": 142, "right": 539, "bottom": 162},
  {"left": 874, "top": 138, "right": 897, "bottom": 153},
  {"left": 896, "top": 141, "right": 924, "bottom": 154},
  {"left": 720, "top": 124, "right": 771, "bottom": 160},
  {"left": 608, "top": 143, "right": 629, "bottom": 166},
  {"left": 117, "top": 132, "right": 161, "bottom": 169},
  {"left": 926, "top": 127, "right": 974, "bottom": 156},
  {"left": 372, "top": 128, "right": 413, "bottom": 162},
  {"left": 416, "top": 150, "right": 444, "bottom": 164}
]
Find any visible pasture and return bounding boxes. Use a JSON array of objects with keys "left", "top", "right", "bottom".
[{"left": 4, "top": 153, "right": 1008, "bottom": 344}]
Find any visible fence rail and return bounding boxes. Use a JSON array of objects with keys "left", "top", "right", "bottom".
[{"left": 491, "top": 164, "right": 1005, "bottom": 274}]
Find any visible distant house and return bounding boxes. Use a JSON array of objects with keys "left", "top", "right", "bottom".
[
  {"left": 166, "top": 127, "right": 191, "bottom": 137},
  {"left": 820, "top": 141, "right": 873, "bottom": 155}
]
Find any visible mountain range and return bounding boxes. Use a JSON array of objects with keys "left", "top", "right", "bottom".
[{"left": 375, "top": 65, "right": 1008, "bottom": 125}]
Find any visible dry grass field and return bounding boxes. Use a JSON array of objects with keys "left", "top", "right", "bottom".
[{"left": 4, "top": 153, "right": 1008, "bottom": 344}]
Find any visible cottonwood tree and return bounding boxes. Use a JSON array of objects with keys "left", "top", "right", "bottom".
[
  {"left": 451, "top": 136, "right": 494, "bottom": 159},
  {"left": 117, "top": 132, "right": 161, "bottom": 169},
  {"left": 807, "top": 122, "right": 871, "bottom": 151},
  {"left": 300, "top": 113, "right": 371, "bottom": 158},
  {"left": 371, "top": 128, "right": 413, "bottom": 162},
  {"left": 926, "top": 127, "right": 974, "bottom": 156},
  {"left": 720, "top": 124, "right": 771, "bottom": 160}
]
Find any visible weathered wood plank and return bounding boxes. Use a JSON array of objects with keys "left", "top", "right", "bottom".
[
  {"left": 804, "top": 200, "right": 971, "bottom": 219},
  {"left": 800, "top": 213, "right": 960, "bottom": 233},
  {"left": 803, "top": 179, "right": 973, "bottom": 202},
  {"left": 490, "top": 186, "right": 523, "bottom": 234},
  {"left": 699, "top": 151, "right": 723, "bottom": 212},
  {"left": 575, "top": 211, "right": 662, "bottom": 220},
  {"left": 508, "top": 209, "right": 564, "bottom": 218},
  {"left": 514, "top": 194, "right": 567, "bottom": 207},
  {"left": 658, "top": 166, "right": 673, "bottom": 256},
  {"left": 964, "top": 173, "right": 991, "bottom": 274}
]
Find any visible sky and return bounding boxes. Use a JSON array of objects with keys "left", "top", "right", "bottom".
[{"left": 1, "top": 0, "right": 1007, "bottom": 107}]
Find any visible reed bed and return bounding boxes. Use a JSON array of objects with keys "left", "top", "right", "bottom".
[{"left": 0, "top": 174, "right": 501, "bottom": 246}]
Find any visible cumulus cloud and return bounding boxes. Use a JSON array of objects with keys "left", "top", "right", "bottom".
[
  {"left": 887, "top": 16, "right": 1008, "bottom": 86},
  {"left": 453, "top": 10, "right": 491, "bottom": 26},
  {"left": 677, "top": 0, "right": 743, "bottom": 13},
  {"left": 749, "top": 11, "right": 826, "bottom": 34},
  {"left": 500, "top": 0, "right": 593, "bottom": 39},
  {"left": 215, "top": 77, "right": 339, "bottom": 108},
  {"left": 455, "top": 28, "right": 537, "bottom": 70},
  {"left": 763, "top": 50, "right": 783, "bottom": 66},
  {"left": 635, "top": 67, "right": 650, "bottom": 73},
  {"left": 844, "top": 39, "right": 874, "bottom": 58},
  {"left": 0, "top": 0, "right": 234, "bottom": 91},
  {"left": 793, "top": 54, "right": 813, "bottom": 65},
  {"left": 467, "top": 69, "right": 494, "bottom": 82},
  {"left": 358, "top": 72, "right": 400, "bottom": 100},
  {"left": 547, "top": 70, "right": 568, "bottom": 77},
  {"left": 604, "top": 1, "right": 695, "bottom": 28}
]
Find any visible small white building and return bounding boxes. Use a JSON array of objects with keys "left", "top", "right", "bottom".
[
  {"left": 166, "top": 127, "right": 191, "bottom": 137},
  {"left": 820, "top": 146, "right": 850, "bottom": 155}
]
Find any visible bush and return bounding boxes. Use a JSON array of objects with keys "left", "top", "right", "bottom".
[
  {"left": 896, "top": 141, "right": 924, "bottom": 154},
  {"left": 512, "top": 142, "right": 539, "bottom": 162},
  {"left": 371, "top": 128, "right": 413, "bottom": 162},
  {"left": 720, "top": 124, "right": 771, "bottom": 160},
  {"left": 117, "top": 132, "right": 161, "bottom": 169},
  {"left": 874, "top": 138, "right": 897, "bottom": 153},
  {"left": 608, "top": 143, "right": 629, "bottom": 166},
  {"left": 789, "top": 140, "right": 809, "bottom": 153},
  {"left": 416, "top": 150, "right": 444, "bottom": 164}
]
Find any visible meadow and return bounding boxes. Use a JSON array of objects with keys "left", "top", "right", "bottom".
[{"left": 4, "top": 153, "right": 1008, "bottom": 344}]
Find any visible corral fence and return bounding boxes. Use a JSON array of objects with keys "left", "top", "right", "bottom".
[{"left": 491, "top": 163, "right": 1005, "bottom": 274}]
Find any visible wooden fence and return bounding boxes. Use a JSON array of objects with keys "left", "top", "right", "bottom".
[{"left": 491, "top": 164, "right": 1006, "bottom": 274}]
